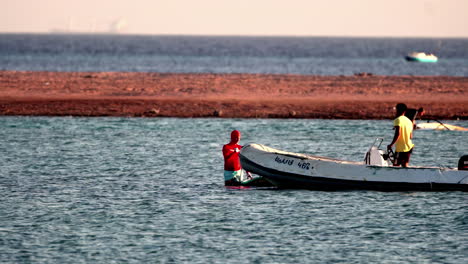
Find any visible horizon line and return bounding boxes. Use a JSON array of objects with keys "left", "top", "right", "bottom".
[{"left": 1, "top": 31, "right": 468, "bottom": 39}]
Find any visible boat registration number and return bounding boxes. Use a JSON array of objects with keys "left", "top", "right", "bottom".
[{"left": 275, "top": 156, "right": 313, "bottom": 170}]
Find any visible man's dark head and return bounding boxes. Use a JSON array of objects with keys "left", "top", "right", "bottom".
[
  {"left": 230, "top": 130, "right": 241, "bottom": 144},
  {"left": 396, "top": 103, "right": 407, "bottom": 116},
  {"left": 418, "top": 107, "right": 425, "bottom": 115}
]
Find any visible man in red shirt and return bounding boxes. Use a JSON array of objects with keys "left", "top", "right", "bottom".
[{"left": 222, "top": 130, "right": 251, "bottom": 186}]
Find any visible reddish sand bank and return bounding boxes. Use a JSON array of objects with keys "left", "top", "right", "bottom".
[{"left": 0, "top": 71, "right": 467, "bottom": 119}]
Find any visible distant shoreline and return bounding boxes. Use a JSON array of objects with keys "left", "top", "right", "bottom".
[{"left": 0, "top": 71, "right": 467, "bottom": 119}]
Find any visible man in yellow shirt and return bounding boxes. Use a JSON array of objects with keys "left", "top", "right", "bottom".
[{"left": 387, "top": 103, "right": 415, "bottom": 167}]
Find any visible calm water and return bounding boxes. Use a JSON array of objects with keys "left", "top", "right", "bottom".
[
  {"left": 1, "top": 117, "right": 467, "bottom": 263},
  {"left": 1, "top": 34, "right": 468, "bottom": 76}
]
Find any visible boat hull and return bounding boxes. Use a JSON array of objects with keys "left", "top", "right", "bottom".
[
  {"left": 405, "top": 56, "right": 437, "bottom": 63},
  {"left": 405, "top": 52, "right": 438, "bottom": 63},
  {"left": 416, "top": 122, "right": 468, "bottom": 131},
  {"left": 240, "top": 144, "right": 468, "bottom": 192}
]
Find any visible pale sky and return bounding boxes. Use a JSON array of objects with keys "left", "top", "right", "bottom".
[{"left": 2, "top": 0, "right": 468, "bottom": 37}]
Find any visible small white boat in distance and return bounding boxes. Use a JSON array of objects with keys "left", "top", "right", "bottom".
[
  {"left": 405, "top": 52, "right": 438, "bottom": 62},
  {"left": 416, "top": 122, "right": 468, "bottom": 131},
  {"left": 239, "top": 139, "right": 468, "bottom": 192}
]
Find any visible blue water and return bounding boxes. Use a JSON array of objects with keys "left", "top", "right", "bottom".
[
  {"left": 1, "top": 34, "right": 468, "bottom": 76},
  {"left": 1, "top": 117, "right": 467, "bottom": 263}
]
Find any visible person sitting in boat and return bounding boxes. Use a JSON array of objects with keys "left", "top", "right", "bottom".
[
  {"left": 222, "top": 130, "right": 252, "bottom": 186},
  {"left": 387, "top": 103, "right": 415, "bottom": 168},
  {"left": 417, "top": 107, "right": 425, "bottom": 119},
  {"left": 405, "top": 107, "right": 424, "bottom": 122},
  {"left": 405, "top": 107, "right": 425, "bottom": 129}
]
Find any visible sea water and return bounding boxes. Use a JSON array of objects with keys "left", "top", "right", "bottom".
[
  {"left": 1, "top": 34, "right": 467, "bottom": 263},
  {"left": 1, "top": 34, "right": 468, "bottom": 76},
  {"left": 1, "top": 117, "right": 467, "bottom": 263}
]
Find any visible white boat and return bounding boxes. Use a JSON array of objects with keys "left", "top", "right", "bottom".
[
  {"left": 405, "top": 52, "right": 438, "bottom": 62},
  {"left": 416, "top": 122, "right": 468, "bottom": 131},
  {"left": 239, "top": 139, "right": 468, "bottom": 191}
]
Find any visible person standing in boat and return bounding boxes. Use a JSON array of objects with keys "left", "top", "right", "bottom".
[
  {"left": 387, "top": 103, "right": 415, "bottom": 167},
  {"left": 222, "top": 130, "right": 252, "bottom": 186}
]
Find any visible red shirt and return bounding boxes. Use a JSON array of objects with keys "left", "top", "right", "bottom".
[{"left": 222, "top": 143, "right": 243, "bottom": 171}]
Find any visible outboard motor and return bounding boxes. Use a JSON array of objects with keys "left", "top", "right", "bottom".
[
  {"left": 458, "top": 155, "right": 468, "bottom": 170},
  {"left": 364, "top": 138, "right": 390, "bottom": 166}
]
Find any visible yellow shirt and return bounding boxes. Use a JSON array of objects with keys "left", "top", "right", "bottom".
[{"left": 393, "top": 115, "right": 414, "bottom": 152}]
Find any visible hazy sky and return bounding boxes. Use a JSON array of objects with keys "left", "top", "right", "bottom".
[{"left": 2, "top": 0, "right": 468, "bottom": 37}]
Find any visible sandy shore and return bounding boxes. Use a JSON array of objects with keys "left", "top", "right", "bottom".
[{"left": 0, "top": 71, "right": 467, "bottom": 119}]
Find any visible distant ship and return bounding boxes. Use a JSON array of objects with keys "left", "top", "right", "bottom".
[
  {"left": 405, "top": 52, "right": 438, "bottom": 63},
  {"left": 50, "top": 17, "right": 127, "bottom": 35}
]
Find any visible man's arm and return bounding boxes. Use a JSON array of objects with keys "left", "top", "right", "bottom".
[
  {"left": 387, "top": 126, "right": 400, "bottom": 149},
  {"left": 222, "top": 145, "right": 239, "bottom": 159}
]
